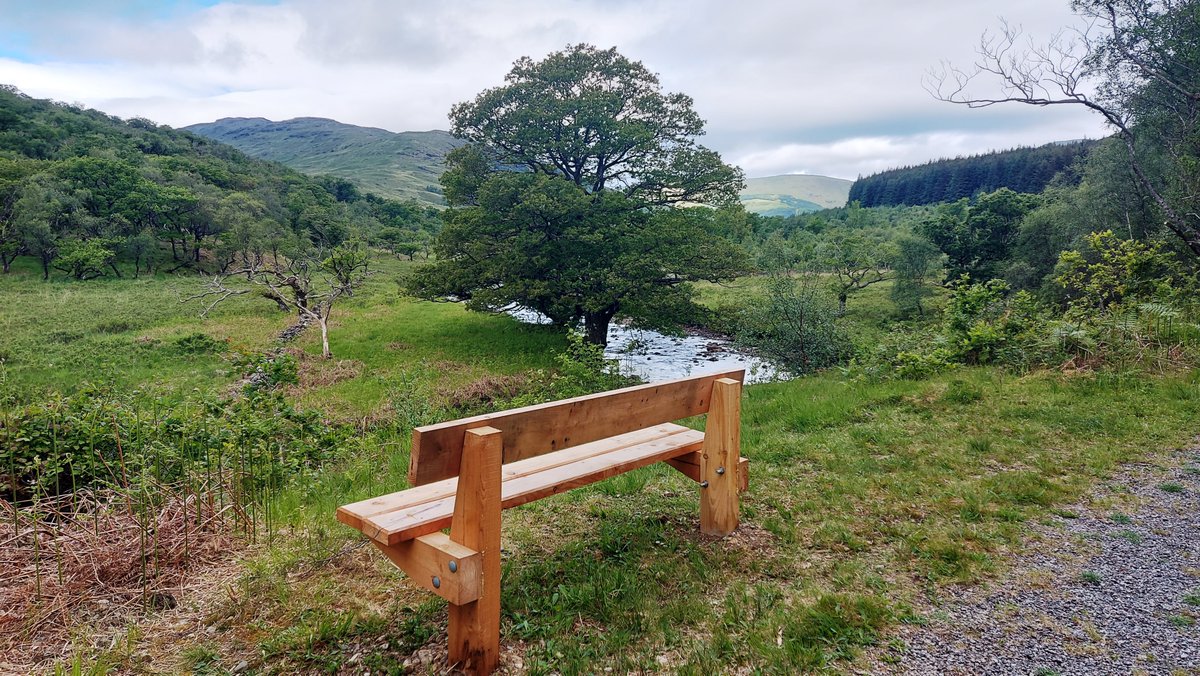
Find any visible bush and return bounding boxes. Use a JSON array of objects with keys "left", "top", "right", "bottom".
[
  {"left": 0, "top": 384, "right": 350, "bottom": 501},
  {"left": 173, "top": 332, "right": 228, "bottom": 354},
  {"left": 1055, "top": 231, "right": 1184, "bottom": 312},
  {"left": 736, "top": 277, "right": 851, "bottom": 375},
  {"left": 943, "top": 277, "right": 1048, "bottom": 367}
]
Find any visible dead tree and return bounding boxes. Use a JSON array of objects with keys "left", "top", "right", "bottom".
[
  {"left": 925, "top": 0, "right": 1200, "bottom": 257},
  {"left": 189, "top": 243, "right": 372, "bottom": 359}
]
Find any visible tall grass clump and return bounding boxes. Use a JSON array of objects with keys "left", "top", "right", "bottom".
[{"left": 0, "top": 368, "right": 358, "bottom": 667}]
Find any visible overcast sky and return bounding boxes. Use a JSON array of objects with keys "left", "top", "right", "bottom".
[{"left": 0, "top": 0, "right": 1110, "bottom": 180}]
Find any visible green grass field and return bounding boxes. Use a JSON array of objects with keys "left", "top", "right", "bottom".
[
  {"left": 3, "top": 257, "right": 1199, "bottom": 673},
  {"left": 0, "top": 255, "right": 565, "bottom": 415}
]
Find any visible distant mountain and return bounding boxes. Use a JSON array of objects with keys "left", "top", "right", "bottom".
[
  {"left": 182, "top": 119, "right": 854, "bottom": 215},
  {"left": 183, "top": 117, "right": 463, "bottom": 206},
  {"left": 739, "top": 174, "right": 852, "bottom": 216}
]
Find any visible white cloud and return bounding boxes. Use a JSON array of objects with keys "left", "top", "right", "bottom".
[{"left": 0, "top": 0, "right": 1113, "bottom": 178}]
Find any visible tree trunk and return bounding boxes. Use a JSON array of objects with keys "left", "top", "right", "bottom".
[
  {"left": 583, "top": 307, "right": 616, "bottom": 347},
  {"left": 41, "top": 257, "right": 50, "bottom": 280},
  {"left": 318, "top": 315, "right": 331, "bottom": 359},
  {"left": 108, "top": 262, "right": 123, "bottom": 278},
  {"left": 837, "top": 292, "right": 848, "bottom": 316},
  {"left": 260, "top": 290, "right": 290, "bottom": 312}
]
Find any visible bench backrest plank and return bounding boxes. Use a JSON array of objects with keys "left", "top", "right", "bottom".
[{"left": 408, "top": 369, "right": 744, "bottom": 486}]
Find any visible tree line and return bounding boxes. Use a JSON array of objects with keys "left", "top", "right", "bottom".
[{"left": 847, "top": 141, "right": 1096, "bottom": 208}]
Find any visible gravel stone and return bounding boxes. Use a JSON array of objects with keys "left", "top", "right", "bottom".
[{"left": 873, "top": 445, "right": 1200, "bottom": 675}]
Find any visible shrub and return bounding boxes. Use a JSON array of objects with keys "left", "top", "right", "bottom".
[
  {"left": 736, "top": 277, "right": 851, "bottom": 375},
  {"left": 1, "top": 382, "right": 348, "bottom": 501},
  {"left": 173, "top": 332, "right": 228, "bottom": 354},
  {"left": 1054, "top": 231, "right": 1183, "bottom": 312}
]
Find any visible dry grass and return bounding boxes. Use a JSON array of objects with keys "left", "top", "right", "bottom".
[
  {"left": 0, "top": 488, "right": 240, "bottom": 670},
  {"left": 435, "top": 373, "right": 530, "bottom": 411},
  {"left": 284, "top": 348, "right": 366, "bottom": 390}
]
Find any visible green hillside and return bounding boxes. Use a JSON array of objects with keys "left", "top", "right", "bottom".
[
  {"left": 739, "top": 174, "right": 852, "bottom": 216},
  {"left": 184, "top": 117, "right": 462, "bottom": 206},
  {"left": 0, "top": 87, "right": 440, "bottom": 280}
]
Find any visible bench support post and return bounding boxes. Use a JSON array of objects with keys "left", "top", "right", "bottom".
[
  {"left": 448, "top": 426, "right": 503, "bottom": 673},
  {"left": 700, "top": 378, "right": 741, "bottom": 536}
]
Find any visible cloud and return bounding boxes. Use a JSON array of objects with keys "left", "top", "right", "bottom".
[{"left": 0, "top": 0, "right": 1113, "bottom": 178}]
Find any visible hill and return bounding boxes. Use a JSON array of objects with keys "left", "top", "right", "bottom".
[
  {"left": 739, "top": 174, "right": 851, "bottom": 216},
  {"left": 848, "top": 141, "right": 1097, "bottom": 207},
  {"left": 184, "top": 117, "right": 462, "bottom": 206},
  {"left": 0, "top": 87, "right": 439, "bottom": 278}
]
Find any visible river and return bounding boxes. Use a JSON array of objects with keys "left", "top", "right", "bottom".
[{"left": 508, "top": 309, "right": 783, "bottom": 385}]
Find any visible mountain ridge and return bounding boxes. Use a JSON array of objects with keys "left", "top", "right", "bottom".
[
  {"left": 740, "top": 174, "right": 852, "bottom": 216},
  {"left": 183, "top": 117, "right": 463, "bottom": 206},
  {"left": 184, "top": 116, "right": 855, "bottom": 214}
]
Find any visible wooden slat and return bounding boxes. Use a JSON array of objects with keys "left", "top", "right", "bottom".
[
  {"left": 448, "top": 426, "right": 503, "bottom": 673},
  {"left": 363, "top": 428, "right": 704, "bottom": 546},
  {"left": 409, "top": 370, "right": 744, "bottom": 486},
  {"left": 337, "top": 424, "right": 692, "bottom": 532},
  {"left": 700, "top": 378, "right": 741, "bottom": 536},
  {"left": 665, "top": 454, "right": 750, "bottom": 493},
  {"left": 370, "top": 532, "right": 481, "bottom": 605}
]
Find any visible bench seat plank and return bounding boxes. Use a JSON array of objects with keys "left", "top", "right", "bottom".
[
  {"left": 337, "top": 423, "right": 693, "bottom": 532},
  {"left": 353, "top": 425, "right": 705, "bottom": 546}
]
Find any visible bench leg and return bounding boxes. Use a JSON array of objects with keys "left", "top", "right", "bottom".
[
  {"left": 701, "top": 378, "right": 741, "bottom": 536},
  {"left": 448, "top": 426, "right": 503, "bottom": 674}
]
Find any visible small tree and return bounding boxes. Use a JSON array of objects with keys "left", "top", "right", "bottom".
[
  {"left": 891, "top": 234, "right": 944, "bottom": 316},
  {"left": 192, "top": 242, "right": 372, "bottom": 358},
  {"left": 737, "top": 276, "right": 849, "bottom": 375},
  {"left": 816, "top": 229, "right": 896, "bottom": 315},
  {"left": 53, "top": 238, "right": 115, "bottom": 280},
  {"left": 1054, "top": 230, "right": 1181, "bottom": 311}
]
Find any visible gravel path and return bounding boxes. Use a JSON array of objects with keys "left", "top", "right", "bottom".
[{"left": 873, "top": 445, "right": 1200, "bottom": 675}]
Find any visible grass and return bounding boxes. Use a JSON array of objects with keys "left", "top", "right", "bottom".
[
  {"left": 0, "top": 255, "right": 565, "bottom": 416},
  {"left": 1169, "top": 614, "right": 1196, "bottom": 628},
  {"left": 188, "top": 364, "right": 1200, "bottom": 673},
  {"left": 5, "top": 258, "right": 1200, "bottom": 672}
]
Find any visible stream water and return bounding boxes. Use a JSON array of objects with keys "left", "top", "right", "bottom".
[{"left": 508, "top": 309, "right": 783, "bottom": 384}]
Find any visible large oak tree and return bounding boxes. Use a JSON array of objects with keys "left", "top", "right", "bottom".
[{"left": 410, "top": 45, "right": 750, "bottom": 345}]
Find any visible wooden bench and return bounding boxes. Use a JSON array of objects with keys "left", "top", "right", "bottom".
[{"left": 336, "top": 370, "right": 748, "bottom": 673}]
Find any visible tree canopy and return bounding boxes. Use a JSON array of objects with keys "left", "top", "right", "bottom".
[
  {"left": 411, "top": 45, "right": 750, "bottom": 345},
  {"left": 929, "top": 0, "right": 1200, "bottom": 257}
]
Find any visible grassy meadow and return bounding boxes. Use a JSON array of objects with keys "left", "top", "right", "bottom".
[{"left": 2, "top": 255, "right": 1199, "bottom": 674}]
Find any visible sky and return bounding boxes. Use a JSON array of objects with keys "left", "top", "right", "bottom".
[{"left": 0, "top": 0, "right": 1111, "bottom": 180}]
